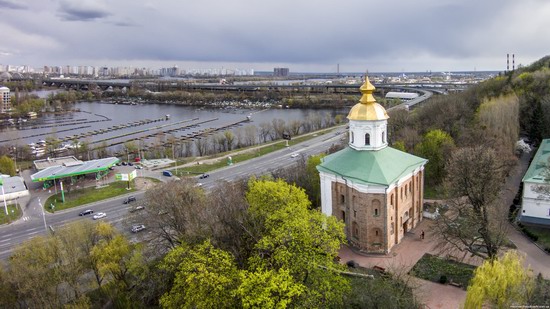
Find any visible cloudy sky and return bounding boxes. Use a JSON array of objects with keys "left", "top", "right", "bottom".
[{"left": 0, "top": 0, "right": 548, "bottom": 73}]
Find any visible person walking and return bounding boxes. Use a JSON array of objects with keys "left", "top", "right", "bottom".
[{"left": 420, "top": 230, "right": 425, "bottom": 240}]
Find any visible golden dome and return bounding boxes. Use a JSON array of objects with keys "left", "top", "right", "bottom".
[{"left": 347, "top": 76, "right": 389, "bottom": 121}]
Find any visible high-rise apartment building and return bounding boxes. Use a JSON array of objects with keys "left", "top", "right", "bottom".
[
  {"left": 0, "top": 87, "right": 12, "bottom": 114},
  {"left": 273, "top": 67, "right": 289, "bottom": 77}
]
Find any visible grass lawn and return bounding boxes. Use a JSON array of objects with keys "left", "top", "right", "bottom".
[
  {"left": 141, "top": 177, "right": 161, "bottom": 183},
  {"left": 44, "top": 181, "right": 136, "bottom": 213},
  {"left": 0, "top": 204, "right": 21, "bottom": 225},
  {"left": 410, "top": 253, "right": 477, "bottom": 289},
  {"left": 175, "top": 130, "right": 332, "bottom": 176},
  {"left": 521, "top": 225, "right": 550, "bottom": 251}
]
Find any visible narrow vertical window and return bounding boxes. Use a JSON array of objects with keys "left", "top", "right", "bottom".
[{"left": 365, "top": 133, "right": 370, "bottom": 145}]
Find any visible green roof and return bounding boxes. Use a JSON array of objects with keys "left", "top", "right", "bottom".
[
  {"left": 523, "top": 139, "right": 550, "bottom": 183},
  {"left": 317, "top": 146, "right": 427, "bottom": 186}
]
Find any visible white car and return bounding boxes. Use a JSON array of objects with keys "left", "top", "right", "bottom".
[
  {"left": 93, "top": 212, "right": 107, "bottom": 220},
  {"left": 131, "top": 224, "right": 146, "bottom": 233},
  {"left": 291, "top": 153, "right": 300, "bottom": 158}
]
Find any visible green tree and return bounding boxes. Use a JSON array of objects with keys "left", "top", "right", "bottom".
[
  {"left": 91, "top": 233, "right": 142, "bottom": 292},
  {"left": 0, "top": 155, "right": 16, "bottom": 176},
  {"left": 246, "top": 178, "right": 350, "bottom": 308},
  {"left": 7, "top": 236, "right": 63, "bottom": 308},
  {"left": 414, "top": 129, "right": 455, "bottom": 185},
  {"left": 306, "top": 154, "right": 324, "bottom": 208},
  {"left": 236, "top": 268, "right": 305, "bottom": 309},
  {"left": 392, "top": 140, "right": 406, "bottom": 152},
  {"left": 465, "top": 251, "right": 534, "bottom": 308},
  {"left": 159, "top": 240, "right": 240, "bottom": 309}
]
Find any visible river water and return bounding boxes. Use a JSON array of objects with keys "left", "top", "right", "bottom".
[{"left": 1, "top": 101, "right": 344, "bottom": 154}]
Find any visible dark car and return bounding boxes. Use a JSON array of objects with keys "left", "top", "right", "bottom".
[
  {"left": 128, "top": 162, "right": 133, "bottom": 166},
  {"left": 121, "top": 161, "right": 127, "bottom": 166},
  {"left": 199, "top": 173, "right": 209, "bottom": 179},
  {"left": 79, "top": 209, "right": 94, "bottom": 216},
  {"left": 123, "top": 196, "right": 136, "bottom": 204}
]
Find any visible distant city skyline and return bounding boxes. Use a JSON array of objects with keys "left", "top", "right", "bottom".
[{"left": 0, "top": 0, "right": 549, "bottom": 73}]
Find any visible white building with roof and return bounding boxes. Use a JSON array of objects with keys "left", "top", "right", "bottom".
[
  {"left": 317, "top": 77, "right": 427, "bottom": 254},
  {"left": 521, "top": 139, "right": 550, "bottom": 226}
]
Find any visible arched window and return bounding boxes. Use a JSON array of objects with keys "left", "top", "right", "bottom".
[
  {"left": 352, "top": 221, "right": 359, "bottom": 239},
  {"left": 351, "top": 131, "right": 354, "bottom": 143},
  {"left": 382, "top": 131, "right": 385, "bottom": 143},
  {"left": 365, "top": 133, "right": 370, "bottom": 145},
  {"left": 372, "top": 199, "right": 380, "bottom": 216}
]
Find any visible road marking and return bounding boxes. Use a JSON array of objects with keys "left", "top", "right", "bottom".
[
  {"left": 0, "top": 242, "right": 11, "bottom": 246},
  {"left": 28, "top": 231, "right": 40, "bottom": 235},
  {"left": 0, "top": 239, "right": 11, "bottom": 243}
]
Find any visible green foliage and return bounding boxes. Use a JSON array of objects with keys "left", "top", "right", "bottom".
[
  {"left": 0, "top": 155, "right": 16, "bottom": 176},
  {"left": 343, "top": 274, "right": 421, "bottom": 309},
  {"left": 414, "top": 129, "right": 455, "bottom": 185},
  {"left": 246, "top": 178, "right": 350, "bottom": 308},
  {"left": 160, "top": 240, "right": 240, "bottom": 309},
  {"left": 236, "top": 268, "right": 305, "bottom": 309},
  {"left": 392, "top": 140, "right": 406, "bottom": 152},
  {"left": 465, "top": 251, "right": 534, "bottom": 308},
  {"left": 410, "top": 253, "right": 476, "bottom": 288}
]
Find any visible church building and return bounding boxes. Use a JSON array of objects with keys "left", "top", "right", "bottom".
[{"left": 317, "top": 77, "right": 427, "bottom": 254}]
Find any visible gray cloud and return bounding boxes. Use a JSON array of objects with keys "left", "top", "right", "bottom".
[
  {"left": 1, "top": 0, "right": 549, "bottom": 72},
  {"left": 0, "top": 0, "right": 27, "bottom": 10},
  {"left": 57, "top": 0, "right": 111, "bottom": 21}
]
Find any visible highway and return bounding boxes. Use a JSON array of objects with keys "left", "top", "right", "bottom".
[{"left": 0, "top": 127, "right": 347, "bottom": 260}]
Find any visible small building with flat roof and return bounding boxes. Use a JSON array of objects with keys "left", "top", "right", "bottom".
[
  {"left": 385, "top": 91, "right": 419, "bottom": 101},
  {"left": 34, "top": 156, "right": 82, "bottom": 171},
  {"left": 0, "top": 175, "right": 29, "bottom": 201}
]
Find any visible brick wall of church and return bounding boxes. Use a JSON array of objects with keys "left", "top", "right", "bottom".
[{"left": 330, "top": 170, "right": 424, "bottom": 254}]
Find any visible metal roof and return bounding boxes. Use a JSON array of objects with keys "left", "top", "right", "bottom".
[
  {"left": 30, "top": 157, "right": 119, "bottom": 182},
  {"left": 522, "top": 139, "right": 550, "bottom": 184},
  {"left": 317, "top": 146, "right": 427, "bottom": 186}
]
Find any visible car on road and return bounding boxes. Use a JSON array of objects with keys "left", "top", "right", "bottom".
[
  {"left": 131, "top": 224, "right": 146, "bottom": 233},
  {"left": 163, "top": 170, "right": 173, "bottom": 177},
  {"left": 198, "top": 173, "right": 209, "bottom": 179},
  {"left": 79, "top": 209, "right": 94, "bottom": 216},
  {"left": 93, "top": 212, "right": 106, "bottom": 220},
  {"left": 123, "top": 196, "right": 136, "bottom": 204},
  {"left": 290, "top": 153, "right": 300, "bottom": 158},
  {"left": 128, "top": 162, "right": 133, "bottom": 166},
  {"left": 129, "top": 205, "right": 145, "bottom": 212},
  {"left": 121, "top": 161, "right": 127, "bottom": 166},
  {"left": 135, "top": 165, "right": 142, "bottom": 169}
]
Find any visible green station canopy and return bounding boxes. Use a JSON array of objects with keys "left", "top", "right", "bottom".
[{"left": 30, "top": 157, "right": 119, "bottom": 182}]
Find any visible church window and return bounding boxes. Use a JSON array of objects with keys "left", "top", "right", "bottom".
[
  {"left": 375, "top": 230, "right": 379, "bottom": 236},
  {"left": 340, "top": 194, "right": 345, "bottom": 204},
  {"left": 372, "top": 199, "right": 381, "bottom": 217},
  {"left": 390, "top": 194, "right": 394, "bottom": 206},
  {"left": 352, "top": 221, "right": 359, "bottom": 239},
  {"left": 365, "top": 133, "right": 370, "bottom": 145},
  {"left": 382, "top": 131, "right": 385, "bottom": 143},
  {"left": 400, "top": 188, "right": 403, "bottom": 200},
  {"left": 405, "top": 184, "right": 408, "bottom": 197},
  {"left": 354, "top": 210, "right": 357, "bottom": 218},
  {"left": 351, "top": 131, "right": 354, "bottom": 143},
  {"left": 341, "top": 211, "right": 346, "bottom": 222}
]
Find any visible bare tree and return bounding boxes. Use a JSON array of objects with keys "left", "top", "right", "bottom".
[
  {"left": 288, "top": 119, "right": 302, "bottom": 136},
  {"left": 433, "top": 146, "right": 511, "bottom": 260},
  {"left": 134, "top": 179, "right": 208, "bottom": 251},
  {"left": 244, "top": 125, "right": 257, "bottom": 146},
  {"left": 258, "top": 122, "right": 272, "bottom": 143}
]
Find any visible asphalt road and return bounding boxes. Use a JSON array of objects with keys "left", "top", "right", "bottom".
[{"left": 0, "top": 128, "right": 346, "bottom": 260}]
